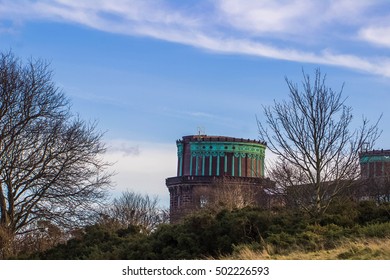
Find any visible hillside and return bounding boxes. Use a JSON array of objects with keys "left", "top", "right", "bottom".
[
  {"left": 222, "top": 238, "right": 390, "bottom": 260},
  {"left": 23, "top": 199, "right": 390, "bottom": 260}
]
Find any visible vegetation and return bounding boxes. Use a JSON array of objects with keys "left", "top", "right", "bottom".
[
  {"left": 1, "top": 52, "right": 387, "bottom": 261},
  {"left": 0, "top": 51, "right": 112, "bottom": 259},
  {"left": 19, "top": 199, "right": 390, "bottom": 260},
  {"left": 258, "top": 69, "right": 381, "bottom": 216},
  {"left": 102, "top": 191, "right": 169, "bottom": 234},
  {"left": 223, "top": 238, "right": 390, "bottom": 260}
]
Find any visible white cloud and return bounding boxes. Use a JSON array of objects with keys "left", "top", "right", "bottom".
[
  {"left": 359, "top": 26, "right": 390, "bottom": 48},
  {"left": 214, "top": 0, "right": 317, "bottom": 35},
  {"left": 322, "top": 0, "right": 376, "bottom": 25},
  {"left": 104, "top": 139, "right": 176, "bottom": 206},
  {"left": 2, "top": 0, "right": 390, "bottom": 77},
  {"left": 107, "top": 140, "right": 140, "bottom": 157},
  {"left": 187, "top": 111, "right": 216, "bottom": 118},
  {"left": 214, "top": 0, "right": 376, "bottom": 37}
]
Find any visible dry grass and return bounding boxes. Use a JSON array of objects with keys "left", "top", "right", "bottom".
[{"left": 219, "top": 238, "right": 390, "bottom": 260}]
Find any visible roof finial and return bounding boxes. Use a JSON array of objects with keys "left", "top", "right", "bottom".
[{"left": 197, "top": 126, "right": 205, "bottom": 136}]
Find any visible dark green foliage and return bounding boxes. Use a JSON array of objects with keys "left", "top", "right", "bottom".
[
  {"left": 357, "top": 201, "right": 390, "bottom": 224},
  {"left": 266, "top": 210, "right": 308, "bottom": 235},
  {"left": 357, "top": 222, "right": 390, "bottom": 238},
  {"left": 24, "top": 200, "right": 390, "bottom": 259},
  {"left": 31, "top": 224, "right": 146, "bottom": 260},
  {"left": 319, "top": 199, "right": 359, "bottom": 227}
]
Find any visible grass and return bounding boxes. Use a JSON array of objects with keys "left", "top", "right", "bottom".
[{"left": 219, "top": 238, "right": 390, "bottom": 260}]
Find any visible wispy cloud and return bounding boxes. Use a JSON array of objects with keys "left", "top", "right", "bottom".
[
  {"left": 104, "top": 139, "right": 176, "bottom": 202},
  {"left": 186, "top": 111, "right": 217, "bottom": 119},
  {"left": 214, "top": 0, "right": 318, "bottom": 35},
  {"left": 163, "top": 108, "right": 241, "bottom": 127},
  {"left": 2, "top": 0, "right": 390, "bottom": 77},
  {"left": 107, "top": 140, "right": 140, "bottom": 157},
  {"left": 359, "top": 26, "right": 390, "bottom": 48}
]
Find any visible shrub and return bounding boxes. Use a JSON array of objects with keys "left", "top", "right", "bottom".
[{"left": 358, "top": 222, "right": 390, "bottom": 238}]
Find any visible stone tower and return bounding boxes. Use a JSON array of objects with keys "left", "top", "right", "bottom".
[{"left": 166, "top": 135, "right": 271, "bottom": 222}]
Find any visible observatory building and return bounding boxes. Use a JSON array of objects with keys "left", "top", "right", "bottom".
[
  {"left": 166, "top": 135, "right": 273, "bottom": 222},
  {"left": 165, "top": 136, "right": 390, "bottom": 222},
  {"left": 357, "top": 149, "right": 390, "bottom": 201},
  {"left": 360, "top": 149, "right": 390, "bottom": 178}
]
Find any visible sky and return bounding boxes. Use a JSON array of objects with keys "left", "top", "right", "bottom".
[{"left": 1, "top": 0, "right": 390, "bottom": 207}]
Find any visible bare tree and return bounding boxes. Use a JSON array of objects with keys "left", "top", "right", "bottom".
[
  {"left": 192, "top": 177, "right": 269, "bottom": 213},
  {"left": 103, "top": 191, "right": 169, "bottom": 233},
  {"left": 0, "top": 51, "right": 111, "bottom": 257},
  {"left": 266, "top": 158, "right": 312, "bottom": 210},
  {"left": 258, "top": 69, "right": 381, "bottom": 216}
]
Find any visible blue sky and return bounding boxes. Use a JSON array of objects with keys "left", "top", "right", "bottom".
[{"left": 1, "top": 0, "right": 390, "bottom": 206}]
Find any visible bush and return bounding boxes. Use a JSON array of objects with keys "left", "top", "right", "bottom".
[
  {"left": 358, "top": 222, "right": 390, "bottom": 238},
  {"left": 24, "top": 202, "right": 390, "bottom": 259},
  {"left": 357, "top": 201, "right": 390, "bottom": 224}
]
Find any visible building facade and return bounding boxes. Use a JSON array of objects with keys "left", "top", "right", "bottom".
[
  {"left": 166, "top": 135, "right": 273, "bottom": 222},
  {"left": 165, "top": 136, "right": 390, "bottom": 222},
  {"left": 360, "top": 149, "right": 390, "bottom": 178},
  {"left": 357, "top": 149, "right": 390, "bottom": 202}
]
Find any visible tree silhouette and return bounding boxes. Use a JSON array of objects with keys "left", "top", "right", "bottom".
[
  {"left": 258, "top": 69, "right": 381, "bottom": 216},
  {"left": 0, "top": 51, "right": 112, "bottom": 258}
]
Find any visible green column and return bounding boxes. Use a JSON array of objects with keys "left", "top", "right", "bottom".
[
  {"left": 209, "top": 155, "right": 212, "bottom": 176},
  {"left": 232, "top": 156, "right": 235, "bottom": 176},
  {"left": 224, "top": 155, "right": 228, "bottom": 174},
  {"left": 179, "top": 156, "right": 183, "bottom": 176},
  {"left": 217, "top": 155, "right": 220, "bottom": 176}
]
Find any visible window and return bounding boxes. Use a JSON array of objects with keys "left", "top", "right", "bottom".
[{"left": 199, "top": 195, "right": 208, "bottom": 208}]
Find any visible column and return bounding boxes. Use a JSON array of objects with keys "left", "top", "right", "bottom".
[
  {"left": 217, "top": 154, "right": 220, "bottom": 176},
  {"left": 209, "top": 155, "right": 212, "bottom": 176},
  {"left": 224, "top": 155, "right": 228, "bottom": 174},
  {"left": 232, "top": 156, "right": 235, "bottom": 176},
  {"left": 179, "top": 156, "right": 183, "bottom": 176}
]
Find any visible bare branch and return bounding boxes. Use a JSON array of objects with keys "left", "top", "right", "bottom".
[
  {"left": 102, "top": 191, "right": 168, "bottom": 233},
  {"left": 0, "top": 51, "right": 112, "bottom": 257},
  {"left": 258, "top": 68, "right": 381, "bottom": 216}
]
